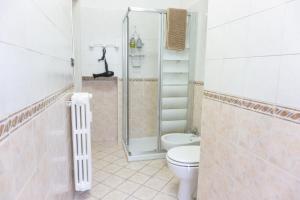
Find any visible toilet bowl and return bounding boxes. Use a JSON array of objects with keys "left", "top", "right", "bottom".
[
  {"left": 166, "top": 145, "right": 200, "bottom": 200},
  {"left": 161, "top": 133, "right": 200, "bottom": 150}
]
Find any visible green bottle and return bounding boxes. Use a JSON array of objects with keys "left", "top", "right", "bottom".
[{"left": 130, "top": 36, "right": 136, "bottom": 48}]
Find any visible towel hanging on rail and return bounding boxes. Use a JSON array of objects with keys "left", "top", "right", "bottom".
[{"left": 166, "top": 8, "right": 187, "bottom": 51}]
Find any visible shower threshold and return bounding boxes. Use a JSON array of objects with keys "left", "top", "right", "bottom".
[{"left": 122, "top": 136, "right": 166, "bottom": 161}]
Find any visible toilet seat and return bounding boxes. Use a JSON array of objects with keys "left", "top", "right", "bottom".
[{"left": 166, "top": 146, "right": 200, "bottom": 167}]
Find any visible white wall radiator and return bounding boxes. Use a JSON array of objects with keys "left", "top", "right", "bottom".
[{"left": 71, "top": 93, "right": 93, "bottom": 191}]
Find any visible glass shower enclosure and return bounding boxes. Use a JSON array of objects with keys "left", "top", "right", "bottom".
[{"left": 122, "top": 7, "right": 197, "bottom": 161}]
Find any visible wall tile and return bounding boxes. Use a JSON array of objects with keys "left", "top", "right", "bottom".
[
  {"left": 223, "top": 20, "right": 250, "bottom": 58},
  {"left": 204, "top": 59, "right": 223, "bottom": 92},
  {"left": 246, "top": 5, "right": 285, "bottom": 57},
  {"left": 277, "top": 54, "right": 300, "bottom": 109},
  {"left": 202, "top": 0, "right": 300, "bottom": 199},
  {"left": 82, "top": 80, "right": 118, "bottom": 143},
  {"left": 250, "top": 0, "right": 287, "bottom": 13},
  {"left": 206, "top": 27, "right": 225, "bottom": 59},
  {"left": 226, "top": 0, "right": 252, "bottom": 21},
  {"left": 201, "top": 98, "right": 221, "bottom": 146},
  {"left": 269, "top": 118, "right": 300, "bottom": 179},
  {"left": 244, "top": 56, "right": 280, "bottom": 104},
  {"left": 192, "top": 84, "right": 204, "bottom": 131},
  {"left": 207, "top": 0, "right": 229, "bottom": 27},
  {"left": 220, "top": 58, "right": 247, "bottom": 97},
  {"left": 237, "top": 108, "right": 274, "bottom": 160},
  {"left": 0, "top": 92, "right": 74, "bottom": 200},
  {"left": 0, "top": 0, "right": 73, "bottom": 119},
  {"left": 9, "top": 122, "right": 37, "bottom": 193},
  {"left": 281, "top": 0, "right": 300, "bottom": 54},
  {"left": 0, "top": 139, "right": 17, "bottom": 200}
]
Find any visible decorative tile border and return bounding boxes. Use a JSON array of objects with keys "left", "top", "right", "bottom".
[
  {"left": 204, "top": 90, "right": 300, "bottom": 124},
  {"left": 119, "top": 78, "right": 158, "bottom": 82},
  {"left": 0, "top": 85, "right": 73, "bottom": 141},
  {"left": 193, "top": 81, "right": 204, "bottom": 86},
  {"left": 118, "top": 78, "right": 204, "bottom": 84},
  {"left": 82, "top": 76, "right": 118, "bottom": 81}
]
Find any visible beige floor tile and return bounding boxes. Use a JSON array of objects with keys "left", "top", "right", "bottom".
[
  {"left": 102, "top": 175, "right": 125, "bottom": 188},
  {"left": 112, "top": 150, "right": 126, "bottom": 158},
  {"left": 92, "top": 166, "right": 100, "bottom": 173},
  {"left": 102, "top": 190, "right": 129, "bottom": 200},
  {"left": 113, "top": 158, "right": 129, "bottom": 167},
  {"left": 92, "top": 179, "right": 100, "bottom": 187},
  {"left": 148, "top": 159, "right": 166, "bottom": 169},
  {"left": 75, "top": 196, "right": 98, "bottom": 200},
  {"left": 102, "top": 164, "right": 122, "bottom": 174},
  {"left": 93, "top": 159, "right": 110, "bottom": 169},
  {"left": 126, "top": 196, "right": 140, "bottom": 200},
  {"left": 139, "top": 166, "right": 160, "bottom": 176},
  {"left": 161, "top": 181, "right": 179, "bottom": 197},
  {"left": 102, "top": 155, "right": 120, "bottom": 162},
  {"left": 117, "top": 180, "right": 141, "bottom": 195},
  {"left": 90, "top": 183, "right": 112, "bottom": 199},
  {"left": 93, "top": 151, "right": 107, "bottom": 159},
  {"left": 169, "top": 177, "right": 179, "bottom": 184},
  {"left": 144, "top": 177, "right": 169, "bottom": 191},
  {"left": 89, "top": 143, "right": 179, "bottom": 200},
  {"left": 129, "top": 173, "right": 150, "bottom": 184},
  {"left": 154, "top": 167, "right": 174, "bottom": 181},
  {"left": 153, "top": 193, "right": 177, "bottom": 200},
  {"left": 93, "top": 170, "right": 112, "bottom": 182},
  {"left": 92, "top": 147, "right": 102, "bottom": 154},
  {"left": 115, "top": 168, "right": 136, "bottom": 179},
  {"left": 101, "top": 147, "right": 119, "bottom": 154},
  {"left": 126, "top": 162, "right": 148, "bottom": 170},
  {"left": 74, "top": 192, "right": 94, "bottom": 200},
  {"left": 133, "top": 186, "right": 158, "bottom": 200}
]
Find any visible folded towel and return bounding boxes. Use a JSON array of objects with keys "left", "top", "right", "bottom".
[{"left": 166, "top": 8, "right": 187, "bottom": 51}]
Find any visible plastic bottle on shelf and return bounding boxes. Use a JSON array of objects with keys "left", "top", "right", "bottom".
[
  {"left": 136, "top": 36, "right": 143, "bottom": 49},
  {"left": 130, "top": 36, "right": 136, "bottom": 48}
]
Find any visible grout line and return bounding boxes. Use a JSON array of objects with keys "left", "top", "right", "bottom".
[
  {"left": 0, "top": 40, "right": 69, "bottom": 62},
  {"left": 29, "top": 0, "right": 72, "bottom": 41},
  {"left": 206, "top": 52, "right": 300, "bottom": 61},
  {"left": 207, "top": 0, "right": 290, "bottom": 30},
  {"left": 88, "top": 145, "right": 177, "bottom": 200}
]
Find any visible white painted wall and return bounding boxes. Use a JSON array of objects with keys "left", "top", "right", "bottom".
[
  {"left": 204, "top": 0, "right": 300, "bottom": 109},
  {"left": 77, "top": 0, "right": 186, "bottom": 77},
  {"left": 0, "top": 0, "right": 73, "bottom": 118}
]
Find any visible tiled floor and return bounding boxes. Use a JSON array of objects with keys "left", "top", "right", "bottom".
[{"left": 74, "top": 142, "right": 179, "bottom": 200}]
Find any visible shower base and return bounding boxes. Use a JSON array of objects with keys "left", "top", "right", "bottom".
[{"left": 122, "top": 136, "right": 166, "bottom": 161}]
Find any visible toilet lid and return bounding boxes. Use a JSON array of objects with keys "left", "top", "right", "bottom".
[{"left": 167, "top": 146, "right": 200, "bottom": 166}]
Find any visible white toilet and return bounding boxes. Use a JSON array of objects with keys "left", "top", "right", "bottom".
[{"left": 166, "top": 145, "right": 200, "bottom": 200}]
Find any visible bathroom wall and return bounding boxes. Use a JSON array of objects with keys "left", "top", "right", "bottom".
[
  {"left": 0, "top": 0, "right": 73, "bottom": 118},
  {"left": 0, "top": 0, "right": 74, "bottom": 199},
  {"left": 128, "top": 79, "right": 158, "bottom": 138},
  {"left": 75, "top": 0, "right": 185, "bottom": 78},
  {"left": 198, "top": 0, "right": 300, "bottom": 199},
  {"left": 82, "top": 78, "right": 118, "bottom": 144}
]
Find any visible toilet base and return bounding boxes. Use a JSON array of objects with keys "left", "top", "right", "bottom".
[{"left": 177, "top": 178, "right": 198, "bottom": 200}]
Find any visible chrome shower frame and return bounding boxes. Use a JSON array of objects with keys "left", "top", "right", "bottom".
[{"left": 122, "top": 7, "right": 196, "bottom": 160}]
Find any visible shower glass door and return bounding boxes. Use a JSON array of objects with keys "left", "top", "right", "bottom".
[
  {"left": 122, "top": 8, "right": 197, "bottom": 159},
  {"left": 124, "top": 11, "right": 161, "bottom": 156}
]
